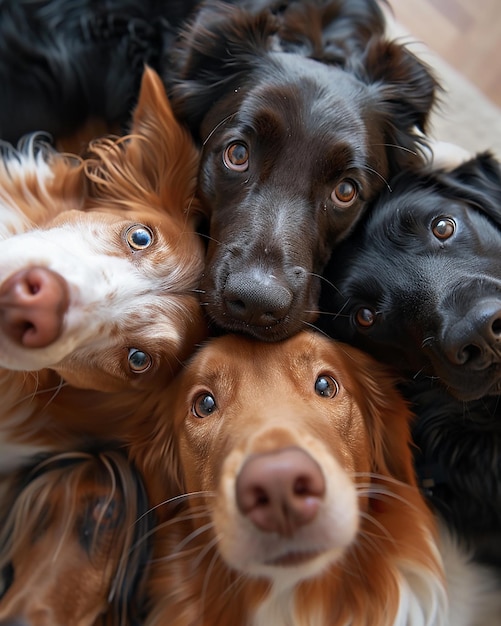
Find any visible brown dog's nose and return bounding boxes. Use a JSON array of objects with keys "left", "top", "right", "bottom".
[
  {"left": 0, "top": 267, "right": 69, "bottom": 348},
  {"left": 236, "top": 447, "right": 325, "bottom": 536}
]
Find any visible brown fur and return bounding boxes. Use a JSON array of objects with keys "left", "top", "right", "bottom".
[
  {"left": 0, "top": 67, "right": 206, "bottom": 467},
  {"left": 0, "top": 449, "right": 151, "bottom": 626},
  {"left": 130, "top": 331, "right": 446, "bottom": 626}
]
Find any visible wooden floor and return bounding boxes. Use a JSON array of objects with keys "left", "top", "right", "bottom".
[{"left": 389, "top": 0, "right": 501, "bottom": 107}]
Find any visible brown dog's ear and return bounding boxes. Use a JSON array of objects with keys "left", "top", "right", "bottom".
[
  {"left": 341, "top": 344, "right": 417, "bottom": 487},
  {"left": 354, "top": 38, "right": 440, "bottom": 170},
  {"left": 168, "top": 2, "right": 279, "bottom": 138},
  {"left": 126, "top": 65, "right": 200, "bottom": 213},
  {"left": 83, "top": 65, "right": 202, "bottom": 221}
]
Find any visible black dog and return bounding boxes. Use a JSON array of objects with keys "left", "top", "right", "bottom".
[
  {"left": 167, "top": 0, "right": 439, "bottom": 341},
  {"left": 318, "top": 152, "right": 501, "bottom": 568},
  {"left": 406, "top": 380, "right": 501, "bottom": 568},
  {"left": 319, "top": 151, "right": 501, "bottom": 401},
  {"left": 0, "top": 0, "right": 199, "bottom": 146}
]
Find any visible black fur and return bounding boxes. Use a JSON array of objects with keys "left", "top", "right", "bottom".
[
  {"left": 406, "top": 380, "right": 501, "bottom": 568},
  {"left": 166, "top": 0, "right": 439, "bottom": 341},
  {"left": 0, "top": 0, "right": 197, "bottom": 143},
  {"left": 318, "top": 152, "right": 501, "bottom": 567},
  {"left": 319, "top": 152, "right": 501, "bottom": 401}
]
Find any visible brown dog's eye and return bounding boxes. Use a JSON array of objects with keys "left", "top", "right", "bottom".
[
  {"left": 431, "top": 217, "right": 456, "bottom": 240},
  {"left": 223, "top": 142, "right": 249, "bottom": 172},
  {"left": 314, "top": 375, "right": 339, "bottom": 398},
  {"left": 192, "top": 392, "right": 217, "bottom": 418},
  {"left": 90, "top": 496, "right": 121, "bottom": 527},
  {"left": 355, "top": 307, "right": 376, "bottom": 328},
  {"left": 331, "top": 180, "right": 358, "bottom": 207},
  {"left": 125, "top": 224, "right": 154, "bottom": 250},
  {"left": 128, "top": 349, "right": 152, "bottom": 373}
]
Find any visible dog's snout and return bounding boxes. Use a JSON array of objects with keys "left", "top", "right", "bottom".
[
  {"left": 443, "top": 299, "right": 501, "bottom": 368},
  {"left": 0, "top": 267, "right": 69, "bottom": 348},
  {"left": 223, "top": 270, "right": 293, "bottom": 327},
  {"left": 235, "top": 448, "right": 325, "bottom": 536}
]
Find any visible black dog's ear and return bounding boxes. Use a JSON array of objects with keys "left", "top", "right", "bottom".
[
  {"left": 438, "top": 151, "right": 501, "bottom": 225},
  {"left": 167, "top": 2, "right": 279, "bottom": 137},
  {"left": 354, "top": 38, "right": 440, "bottom": 169}
]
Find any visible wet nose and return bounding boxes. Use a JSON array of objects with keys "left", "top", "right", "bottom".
[
  {"left": 443, "top": 299, "right": 501, "bottom": 368},
  {"left": 223, "top": 270, "right": 294, "bottom": 327},
  {"left": 0, "top": 267, "right": 69, "bottom": 348},
  {"left": 236, "top": 447, "right": 325, "bottom": 536}
]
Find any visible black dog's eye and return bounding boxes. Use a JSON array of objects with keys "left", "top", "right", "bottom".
[
  {"left": 431, "top": 217, "right": 456, "bottom": 240},
  {"left": 128, "top": 349, "right": 152, "bottom": 373},
  {"left": 192, "top": 392, "right": 217, "bottom": 418},
  {"left": 355, "top": 307, "right": 376, "bottom": 328},
  {"left": 331, "top": 179, "right": 358, "bottom": 207},
  {"left": 315, "top": 375, "right": 339, "bottom": 398},
  {"left": 125, "top": 224, "right": 154, "bottom": 250},
  {"left": 223, "top": 142, "right": 249, "bottom": 172}
]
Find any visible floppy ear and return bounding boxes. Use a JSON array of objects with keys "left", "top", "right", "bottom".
[
  {"left": 168, "top": 2, "right": 279, "bottom": 137},
  {"left": 278, "top": 0, "right": 386, "bottom": 63},
  {"left": 355, "top": 38, "right": 440, "bottom": 169},
  {"left": 437, "top": 151, "right": 501, "bottom": 226},
  {"left": 341, "top": 345, "right": 417, "bottom": 487}
]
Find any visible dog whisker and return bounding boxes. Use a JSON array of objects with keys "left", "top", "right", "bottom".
[
  {"left": 172, "top": 522, "right": 216, "bottom": 556},
  {"left": 358, "top": 511, "right": 395, "bottom": 544},
  {"left": 135, "top": 491, "right": 216, "bottom": 522},
  {"left": 202, "top": 113, "right": 237, "bottom": 147},
  {"left": 359, "top": 164, "right": 392, "bottom": 192},
  {"left": 309, "top": 271, "right": 345, "bottom": 295}
]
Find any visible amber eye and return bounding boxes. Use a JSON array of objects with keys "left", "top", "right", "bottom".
[
  {"left": 355, "top": 307, "right": 376, "bottom": 328},
  {"left": 314, "top": 375, "right": 339, "bottom": 398},
  {"left": 223, "top": 142, "right": 249, "bottom": 171},
  {"left": 431, "top": 217, "right": 456, "bottom": 240},
  {"left": 192, "top": 392, "right": 217, "bottom": 418},
  {"left": 125, "top": 224, "right": 154, "bottom": 250},
  {"left": 128, "top": 349, "right": 152, "bottom": 373},
  {"left": 331, "top": 179, "right": 358, "bottom": 207}
]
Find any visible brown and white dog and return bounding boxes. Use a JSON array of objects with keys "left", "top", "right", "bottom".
[{"left": 0, "top": 67, "right": 206, "bottom": 470}]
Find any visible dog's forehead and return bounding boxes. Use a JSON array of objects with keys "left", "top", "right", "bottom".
[
  {"left": 243, "top": 57, "right": 368, "bottom": 137},
  {"left": 184, "top": 333, "right": 346, "bottom": 389}
]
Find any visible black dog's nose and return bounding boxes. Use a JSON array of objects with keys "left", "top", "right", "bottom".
[
  {"left": 443, "top": 299, "right": 501, "bottom": 368},
  {"left": 223, "top": 270, "right": 293, "bottom": 327}
]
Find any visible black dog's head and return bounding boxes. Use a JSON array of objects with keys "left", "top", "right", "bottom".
[
  {"left": 319, "top": 152, "right": 501, "bottom": 401},
  {"left": 167, "top": 0, "right": 438, "bottom": 341}
]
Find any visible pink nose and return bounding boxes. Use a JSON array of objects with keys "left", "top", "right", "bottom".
[
  {"left": 0, "top": 267, "right": 69, "bottom": 348},
  {"left": 236, "top": 447, "right": 325, "bottom": 536}
]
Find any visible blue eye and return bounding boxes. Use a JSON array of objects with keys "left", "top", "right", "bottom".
[
  {"left": 192, "top": 392, "right": 217, "bottom": 418},
  {"left": 128, "top": 349, "right": 152, "bottom": 373},
  {"left": 314, "top": 375, "right": 339, "bottom": 398},
  {"left": 125, "top": 225, "right": 153, "bottom": 250}
]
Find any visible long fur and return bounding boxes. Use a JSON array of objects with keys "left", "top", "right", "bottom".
[
  {"left": 0, "top": 0, "right": 202, "bottom": 148},
  {"left": 0, "top": 447, "right": 153, "bottom": 626},
  {"left": 317, "top": 150, "right": 501, "bottom": 570},
  {"left": 408, "top": 380, "right": 501, "bottom": 569},
  {"left": 164, "top": 0, "right": 440, "bottom": 341},
  {"left": 0, "top": 67, "right": 206, "bottom": 469},
  {"left": 130, "top": 331, "right": 450, "bottom": 626}
]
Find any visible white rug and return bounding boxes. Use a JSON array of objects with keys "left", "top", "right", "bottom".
[{"left": 386, "top": 15, "right": 501, "bottom": 159}]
